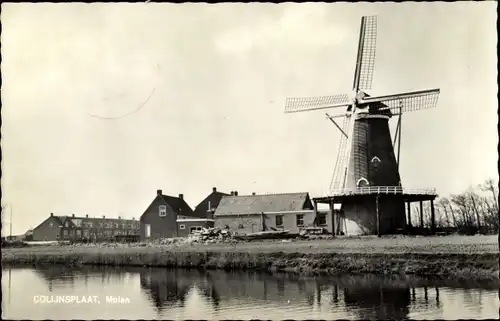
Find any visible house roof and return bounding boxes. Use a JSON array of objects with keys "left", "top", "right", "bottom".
[
  {"left": 193, "top": 191, "right": 230, "bottom": 218},
  {"left": 214, "top": 192, "right": 311, "bottom": 216},
  {"left": 160, "top": 195, "right": 194, "bottom": 216},
  {"left": 34, "top": 214, "right": 139, "bottom": 230}
]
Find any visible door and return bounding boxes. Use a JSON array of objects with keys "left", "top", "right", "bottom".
[{"left": 145, "top": 224, "right": 151, "bottom": 238}]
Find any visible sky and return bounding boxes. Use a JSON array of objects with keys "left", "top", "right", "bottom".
[{"left": 1, "top": 2, "right": 497, "bottom": 235}]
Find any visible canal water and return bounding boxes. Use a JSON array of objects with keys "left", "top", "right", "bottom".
[{"left": 2, "top": 266, "right": 499, "bottom": 320}]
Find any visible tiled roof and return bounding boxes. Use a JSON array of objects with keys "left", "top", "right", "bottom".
[
  {"left": 214, "top": 192, "right": 311, "bottom": 216},
  {"left": 161, "top": 195, "right": 194, "bottom": 216},
  {"left": 193, "top": 191, "right": 230, "bottom": 218}
]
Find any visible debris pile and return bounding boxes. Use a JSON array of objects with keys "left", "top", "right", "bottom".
[
  {"left": 189, "top": 227, "right": 236, "bottom": 244},
  {"left": 149, "top": 228, "right": 237, "bottom": 246}
]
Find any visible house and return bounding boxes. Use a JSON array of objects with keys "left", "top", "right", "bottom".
[
  {"left": 24, "top": 229, "right": 34, "bottom": 241},
  {"left": 192, "top": 187, "right": 230, "bottom": 219},
  {"left": 32, "top": 213, "right": 140, "bottom": 242},
  {"left": 214, "top": 192, "right": 335, "bottom": 234},
  {"left": 32, "top": 214, "right": 63, "bottom": 241},
  {"left": 140, "top": 189, "right": 214, "bottom": 241}
]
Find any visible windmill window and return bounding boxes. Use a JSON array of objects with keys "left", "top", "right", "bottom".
[
  {"left": 159, "top": 205, "right": 167, "bottom": 217},
  {"left": 357, "top": 177, "right": 369, "bottom": 187},
  {"left": 371, "top": 156, "right": 381, "bottom": 169}
]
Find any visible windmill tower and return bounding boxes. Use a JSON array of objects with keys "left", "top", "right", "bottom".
[{"left": 284, "top": 16, "right": 440, "bottom": 235}]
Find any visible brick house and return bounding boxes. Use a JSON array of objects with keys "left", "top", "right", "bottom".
[
  {"left": 139, "top": 189, "right": 214, "bottom": 241},
  {"left": 32, "top": 213, "right": 139, "bottom": 242},
  {"left": 192, "top": 187, "right": 230, "bottom": 219},
  {"left": 214, "top": 192, "right": 335, "bottom": 234}
]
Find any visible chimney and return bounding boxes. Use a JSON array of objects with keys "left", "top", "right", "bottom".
[
  {"left": 132, "top": 217, "right": 135, "bottom": 220},
  {"left": 102, "top": 215, "right": 106, "bottom": 219},
  {"left": 230, "top": 191, "right": 234, "bottom": 196},
  {"left": 118, "top": 216, "right": 121, "bottom": 220},
  {"left": 72, "top": 213, "right": 75, "bottom": 218},
  {"left": 213, "top": 187, "right": 217, "bottom": 193},
  {"left": 178, "top": 194, "right": 184, "bottom": 200},
  {"left": 50, "top": 213, "right": 54, "bottom": 217},
  {"left": 86, "top": 214, "right": 89, "bottom": 218},
  {"left": 252, "top": 192, "right": 256, "bottom": 196},
  {"left": 234, "top": 191, "right": 238, "bottom": 196},
  {"left": 157, "top": 189, "right": 162, "bottom": 196}
]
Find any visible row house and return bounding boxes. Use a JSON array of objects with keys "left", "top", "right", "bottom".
[{"left": 32, "top": 213, "right": 140, "bottom": 242}]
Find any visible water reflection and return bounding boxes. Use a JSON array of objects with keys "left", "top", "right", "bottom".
[
  {"left": 2, "top": 265, "right": 499, "bottom": 320},
  {"left": 139, "top": 269, "right": 221, "bottom": 312}
]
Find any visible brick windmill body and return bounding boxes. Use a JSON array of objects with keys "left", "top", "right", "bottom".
[{"left": 285, "top": 16, "right": 440, "bottom": 236}]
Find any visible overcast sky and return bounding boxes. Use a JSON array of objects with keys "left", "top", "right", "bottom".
[{"left": 1, "top": 2, "right": 497, "bottom": 234}]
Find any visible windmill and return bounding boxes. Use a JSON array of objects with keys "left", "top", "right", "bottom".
[{"left": 284, "top": 16, "right": 440, "bottom": 235}]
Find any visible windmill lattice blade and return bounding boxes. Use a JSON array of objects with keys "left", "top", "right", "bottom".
[
  {"left": 285, "top": 94, "right": 351, "bottom": 113},
  {"left": 329, "top": 115, "right": 351, "bottom": 192},
  {"left": 364, "top": 89, "right": 440, "bottom": 114},
  {"left": 352, "top": 16, "right": 377, "bottom": 91}
]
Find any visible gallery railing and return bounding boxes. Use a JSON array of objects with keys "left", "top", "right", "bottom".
[{"left": 328, "top": 186, "right": 437, "bottom": 196}]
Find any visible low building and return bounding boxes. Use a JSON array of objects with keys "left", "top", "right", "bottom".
[
  {"left": 139, "top": 189, "right": 214, "bottom": 241},
  {"left": 32, "top": 213, "right": 140, "bottom": 242},
  {"left": 214, "top": 192, "right": 335, "bottom": 234}
]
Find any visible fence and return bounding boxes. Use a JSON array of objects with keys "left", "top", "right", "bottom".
[{"left": 328, "top": 186, "right": 436, "bottom": 196}]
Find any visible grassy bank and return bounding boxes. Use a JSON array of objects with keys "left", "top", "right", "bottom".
[{"left": 2, "top": 235, "right": 498, "bottom": 280}]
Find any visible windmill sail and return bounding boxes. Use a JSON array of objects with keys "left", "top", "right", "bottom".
[
  {"left": 284, "top": 94, "right": 351, "bottom": 113},
  {"left": 352, "top": 16, "right": 377, "bottom": 91},
  {"left": 329, "top": 115, "right": 351, "bottom": 192},
  {"left": 361, "top": 88, "right": 440, "bottom": 114}
]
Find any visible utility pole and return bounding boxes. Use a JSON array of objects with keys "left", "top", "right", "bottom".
[{"left": 10, "top": 204, "right": 13, "bottom": 239}]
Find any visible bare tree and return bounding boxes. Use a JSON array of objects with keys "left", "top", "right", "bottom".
[{"left": 480, "top": 178, "right": 499, "bottom": 213}]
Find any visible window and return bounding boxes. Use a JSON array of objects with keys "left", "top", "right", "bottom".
[
  {"left": 318, "top": 214, "right": 327, "bottom": 226},
  {"left": 275, "top": 215, "right": 284, "bottom": 228},
  {"left": 159, "top": 205, "right": 167, "bottom": 217},
  {"left": 296, "top": 214, "right": 304, "bottom": 226},
  {"left": 357, "top": 177, "right": 369, "bottom": 187},
  {"left": 371, "top": 156, "right": 381, "bottom": 170},
  {"left": 49, "top": 222, "right": 53, "bottom": 228},
  {"left": 190, "top": 226, "right": 202, "bottom": 233},
  {"left": 179, "top": 224, "right": 185, "bottom": 230},
  {"left": 63, "top": 230, "right": 68, "bottom": 237},
  {"left": 76, "top": 230, "right": 82, "bottom": 238}
]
